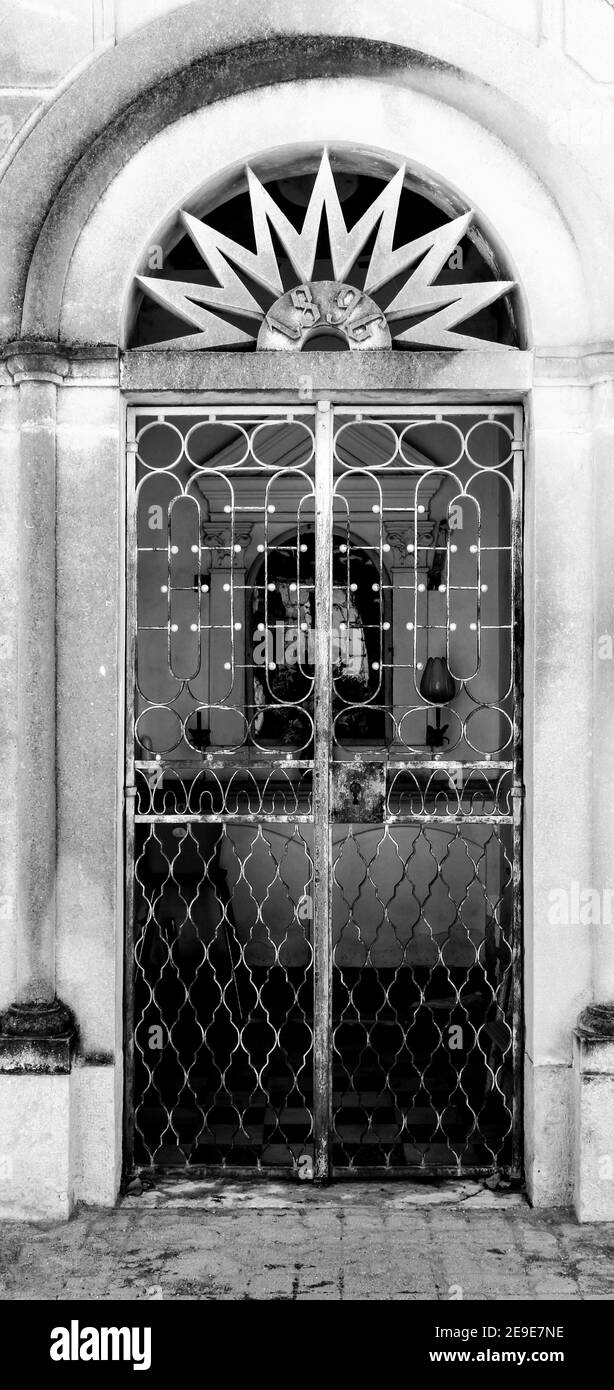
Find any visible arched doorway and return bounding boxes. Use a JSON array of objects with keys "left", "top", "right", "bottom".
[{"left": 125, "top": 150, "right": 523, "bottom": 1182}]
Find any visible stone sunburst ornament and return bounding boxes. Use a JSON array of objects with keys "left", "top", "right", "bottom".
[{"left": 136, "top": 152, "right": 515, "bottom": 352}]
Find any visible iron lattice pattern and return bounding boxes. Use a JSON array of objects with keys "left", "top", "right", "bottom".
[{"left": 127, "top": 406, "right": 522, "bottom": 1177}]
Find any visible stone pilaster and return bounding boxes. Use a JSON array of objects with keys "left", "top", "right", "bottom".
[{"left": 0, "top": 342, "right": 76, "bottom": 1068}]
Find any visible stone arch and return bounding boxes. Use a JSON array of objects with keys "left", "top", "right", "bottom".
[
  {"left": 20, "top": 77, "right": 589, "bottom": 351},
  {"left": 1, "top": 5, "right": 608, "bottom": 349}
]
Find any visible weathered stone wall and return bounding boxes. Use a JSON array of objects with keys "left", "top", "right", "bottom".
[{"left": 1, "top": 0, "right": 614, "bottom": 1218}]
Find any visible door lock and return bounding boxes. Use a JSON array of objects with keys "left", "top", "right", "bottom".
[{"left": 331, "top": 762, "right": 386, "bottom": 822}]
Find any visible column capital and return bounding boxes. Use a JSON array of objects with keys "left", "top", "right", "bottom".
[
  {"left": 3, "top": 339, "right": 71, "bottom": 385},
  {"left": 1, "top": 339, "right": 120, "bottom": 386}
]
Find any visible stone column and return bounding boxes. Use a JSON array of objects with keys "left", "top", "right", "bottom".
[{"left": 0, "top": 342, "right": 75, "bottom": 1058}]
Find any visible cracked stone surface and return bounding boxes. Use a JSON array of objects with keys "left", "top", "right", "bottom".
[{"left": 0, "top": 1183, "right": 613, "bottom": 1300}]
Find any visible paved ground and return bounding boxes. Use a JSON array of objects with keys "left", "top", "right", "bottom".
[{"left": 0, "top": 1180, "right": 613, "bottom": 1300}]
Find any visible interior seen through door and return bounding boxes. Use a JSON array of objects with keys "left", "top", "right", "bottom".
[{"left": 128, "top": 406, "right": 522, "bottom": 1177}]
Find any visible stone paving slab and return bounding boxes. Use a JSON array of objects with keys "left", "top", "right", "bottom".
[{"left": 0, "top": 1182, "right": 613, "bottom": 1300}]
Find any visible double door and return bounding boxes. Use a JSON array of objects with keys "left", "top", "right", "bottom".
[{"left": 126, "top": 402, "right": 522, "bottom": 1179}]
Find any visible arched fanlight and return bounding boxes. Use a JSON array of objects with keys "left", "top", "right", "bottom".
[{"left": 134, "top": 150, "right": 516, "bottom": 352}]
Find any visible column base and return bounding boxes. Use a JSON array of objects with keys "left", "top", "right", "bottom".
[
  {"left": 524, "top": 1053, "right": 573, "bottom": 1207},
  {"left": 573, "top": 1003, "right": 614, "bottom": 1222},
  {"left": 0, "top": 997, "right": 77, "bottom": 1074},
  {"left": 0, "top": 1073, "right": 73, "bottom": 1219},
  {"left": 0, "top": 997, "right": 78, "bottom": 1220}
]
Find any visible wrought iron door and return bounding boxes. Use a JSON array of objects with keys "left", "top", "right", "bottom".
[{"left": 126, "top": 404, "right": 523, "bottom": 1180}]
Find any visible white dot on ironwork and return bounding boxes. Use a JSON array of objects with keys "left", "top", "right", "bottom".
[
  {"left": 191, "top": 544, "right": 198, "bottom": 554},
  {"left": 224, "top": 505, "right": 231, "bottom": 514},
  {"left": 257, "top": 544, "right": 264, "bottom": 553},
  {"left": 416, "top": 661, "right": 423, "bottom": 670},
  {"left": 451, "top": 544, "right": 458, "bottom": 553},
  {"left": 450, "top": 623, "right": 457, "bottom": 631},
  {"left": 372, "top": 661, "right": 380, "bottom": 670},
  {"left": 235, "top": 622, "right": 242, "bottom": 630},
  {"left": 372, "top": 504, "right": 380, "bottom": 514},
  {"left": 171, "top": 545, "right": 178, "bottom": 554},
  {"left": 224, "top": 661, "right": 231, "bottom": 670},
  {"left": 269, "top": 662, "right": 276, "bottom": 670},
  {"left": 481, "top": 584, "right": 488, "bottom": 592},
  {"left": 171, "top": 623, "right": 178, "bottom": 632},
  {"left": 300, "top": 544, "right": 308, "bottom": 553},
  {"left": 438, "top": 584, "right": 446, "bottom": 592},
  {"left": 383, "top": 621, "right": 390, "bottom": 631},
  {"left": 200, "top": 583, "right": 209, "bottom": 593},
  {"left": 418, "top": 505, "right": 425, "bottom": 514},
  {"left": 418, "top": 583, "right": 425, "bottom": 592},
  {"left": 234, "top": 544, "right": 242, "bottom": 553},
  {"left": 268, "top": 504, "right": 276, "bottom": 513},
  {"left": 407, "top": 543, "right": 414, "bottom": 553},
  {"left": 223, "top": 583, "right": 230, "bottom": 592},
  {"left": 372, "top": 583, "right": 379, "bottom": 592},
  {"left": 350, "top": 583, "right": 357, "bottom": 592},
  {"left": 190, "top": 623, "right": 198, "bottom": 632},
  {"left": 160, "top": 585, "right": 168, "bottom": 593},
  {"left": 406, "top": 622, "right": 414, "bottom": 631},
  {"left": 258, "top": 622, "right": 265, "bottom": 632},
  {"left": 268, "top": 583, "right": 276, "bottom": 592},
  {"left": 470, "top": 544, "right": 478, "bottom": 553},
  {"left": 470, "top": 622, "right": 477, "bottom": 631},
  {"left": 383, "top": 543, "right": 390, "bottom": 553},
  {"left": 340, "top": 543, "right": 347, "bottom": 553}
]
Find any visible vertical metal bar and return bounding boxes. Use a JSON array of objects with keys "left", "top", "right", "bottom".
[
  {"left": 510, "top": 408, "right": 525, "bottom": 1179},
  {"left": 123, "top": 410, "right": 139, "bottom": 1179},
  {"left": 313, "top": 400, "right": 333, "bottom": 1181}
]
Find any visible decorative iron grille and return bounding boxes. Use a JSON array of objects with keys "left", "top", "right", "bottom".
[
  {"left": 125, "top": 404, "right": 523, "bottom": 1180},
  {"left": 131, "top": 151, "right": 519, "bottom": 353}
]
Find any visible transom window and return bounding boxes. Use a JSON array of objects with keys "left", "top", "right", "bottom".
[{"left": 129, "top": 149, "right": 521, "bottom": 353}]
